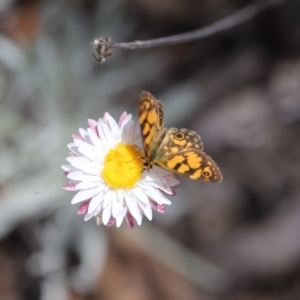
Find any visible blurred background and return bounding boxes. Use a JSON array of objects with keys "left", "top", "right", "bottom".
[{"left": 0, "top": 0, "right": 300, "bottom": 299}]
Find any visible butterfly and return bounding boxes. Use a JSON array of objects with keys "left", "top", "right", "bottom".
[{"left": 138, "top": 91, "right": 222, "bottom": 182}]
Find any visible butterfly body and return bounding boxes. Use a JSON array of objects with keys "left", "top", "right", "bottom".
[{"left": 138, "top": 91, "right": 222, "bottom": 182}]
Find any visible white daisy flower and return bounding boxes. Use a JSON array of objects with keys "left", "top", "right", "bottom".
[{"left": 62, "top": 112, "right": 179, "bottom": 228}]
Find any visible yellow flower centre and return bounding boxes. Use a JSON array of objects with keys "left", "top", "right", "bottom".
[{"left": 102, "top": 143, "right": 144, "bottom": 189}]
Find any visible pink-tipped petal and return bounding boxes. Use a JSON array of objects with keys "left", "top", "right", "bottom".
[
  {"left": 87, "top": 119, "right": 98, "bottom": 133},
  {"left": 72, "top": 134, "right": 83, "bottom": 140},
  {"left": 103, "top": 112, "right": 110, "bottom": 122},
  {"left": 125, "top": 212, "right": 136, "bottom": 228},
  {"left": 150, "top": 200, "right": 165, "bottom": 213},
  {"left": 62, "top": 181, "right": 78, "bottom": 191},
  {"left": 171, "top": 188, "right": 177, "bottom": 196},
  {"left": 107, "top": 216, "right": 116, "bottom": 227},
  {"left": 88, "top": 119, "right": 100, "bottom": 137},
  {"left": 77, "top": 200, "right": 90, "bottom": 215},
  {"left": 120, "top": 114, "right": 132, "bottom": 130},
  {"left": 118, "top": 111, "right": 128, "bottom": 126}
]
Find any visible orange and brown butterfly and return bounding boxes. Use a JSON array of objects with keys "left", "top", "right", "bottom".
[{"left": 138, "top": 91, "right": 222, "bottom": 182}]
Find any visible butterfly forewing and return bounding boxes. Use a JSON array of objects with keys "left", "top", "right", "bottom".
[{"left": 139, "top": 91, "right": 165, "bottom": 158}]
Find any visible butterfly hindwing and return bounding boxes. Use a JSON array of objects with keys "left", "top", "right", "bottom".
[{"left": 155, "top": 128, "right": 222, "bottom": 182}]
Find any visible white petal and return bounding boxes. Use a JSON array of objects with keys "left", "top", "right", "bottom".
[
  {"left": 71, "top": 188, "right": 96, "bottom": 204},
  {"left": 146, "top": 184, "right": 171, "bottom": 205},
  {"left": 66, "top": 158, "right": 101, "bottom": 175},
  {"left": 87, "top": 128, "right": 104, "bottom": 148},
  {"left": 116, "top": 190, "right": 124, "bottom": 205},
  {"left": 88, "top": 191, "right": 105, "bottom": 213},
  {"left": 67, "top": 143, "right": 82, "bottom": 156},
  {"left": 106, "top": 114, "right": 121, "bottom": 136},
  {"left": 100, "top": 123, "right": 116, "bottom": 146},
  {"left": 164, "top": 176, "right": 180, "bottom": 187},
  {"left": 142, "top": 202, "right": 152, "bottom": 220},
  {"left": 143, "top": 171, "right": 173, "bottom": 194},
  {"left": 84, "top": 212, "right": 95, "bottom": 221},
  {"left": 94, "top": 202, "right": 103, "bottom": 216},
  {"left": 120, "top": 114, "right": 132, "bottom": 129},
  {"left": 151, "top": 181, "right": 173, "bottom": 195},
  {"left": 132, "top": 187, "right": 149, "bottom": 204},
  {"left": 79, "top": 128, "right": 88, "bottom": 141},
  {"left": 116, "top": 207, "right": 127, "bottom": 227},
  {"left": 77, "top": 146, "right": 98, "bottom": 162},
  {"left": 96, "top": 118, "right": 104, "bottom": 135},
  {"left": 125, "top": 193, "right": 142, "bottom": 225},
  {"left": 67, "top": 156, "right": 92, "bottom": 168},
  {"left": 103, "top": 190, "right": 113, "bottom": 208},
  {"left": 67, "top": 171, "right": 100, "bottom": 182},
  {"left": 102, "top": 202, "right": 112, "bottom": 225},
  {"left": 95, "top": 182, "right": 107, "bottom": 194},
  {"left": 112, "top": 190, "right": 127, "bottom": 220},
  {"left": 121, "top": 120, "right": 134, "bottom": 144},
  {"left": 84, "top": 202, "right": 102, "bottom": 221},
  {"left": 76, "top": 181, "right": 99, "bottom": 190},
  {"left": 79, "top": 165, "right": 102, "bottom": 175},
  {"left": 112, "top": 192, "right": 120, "bottom": 218},
  {"left": 74, "top": 140, "right": 99, "bottom": 161},
  {"left": 61, "top": 164, "right": 77, "bottom": 172}
]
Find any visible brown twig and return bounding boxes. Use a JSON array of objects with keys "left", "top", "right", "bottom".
[{"left": 91, "top": 0, "right": 282, "bottom": 63}]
